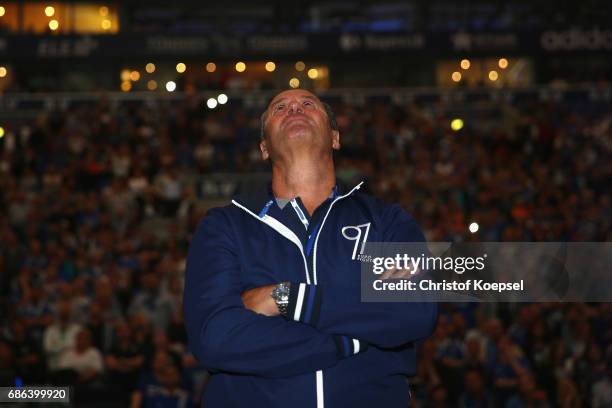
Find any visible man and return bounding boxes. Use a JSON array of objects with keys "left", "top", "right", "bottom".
[
  {"left": 43, "top": 300, "right": 82, "bottom": 371},
  {"left": 184, "top": 89, "right": 437, "bottom": 407}
]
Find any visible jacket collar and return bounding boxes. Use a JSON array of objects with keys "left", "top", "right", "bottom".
[{"left": 232, "top": 179, "right": 364, "bottom": 215}]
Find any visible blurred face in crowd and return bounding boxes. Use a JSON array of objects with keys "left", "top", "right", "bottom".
[
  {"left": 260, "top": 89, "right": 339, "bottom": 164},
  {"left": 89, "top": 302, "right": 102, "bottom": 322},
  {"left": 76, "top": 329, "right": 92, "bottom": 352},
  {"left": 518, "top": 374, "right": 536, "bottom": 395},
  {"left": 141, "top": 273, "right": 160, "bottom": 293},
  {"left": 57, "top": 300, "right": 72, "bottom": 325},
  {"left": 160, "top": 365, "right": 181, "bottom": 389},
  {"left": 152, "top": 351, "right": 172, "bottom": 377},
  {"left": 11, "top": 320, "right": 26, "bottom": 341},
  {"left": 466, "top": 337, "right": 481, "bottom": 359},
  {"left": 465, "top": 370, "right": 484, "bottom": 394},
  {"left": 153, "top": 330, "right": 169, "bottom": 349},
  {"left": 115, "top": 322, "right": 131, "bottom": 342},
  {"left": 0, "top": 342, "right": 13, "bottom": 368}
]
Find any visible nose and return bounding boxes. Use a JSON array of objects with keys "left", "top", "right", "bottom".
[{"left": 287, "top": 100, "right": 303, "bottom": 114}]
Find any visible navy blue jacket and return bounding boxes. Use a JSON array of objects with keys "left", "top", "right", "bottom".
[{"left": 184, "top": 182, "right": 438, "bottom": 408}]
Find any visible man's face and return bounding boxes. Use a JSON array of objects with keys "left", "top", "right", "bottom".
[{"left": 260, "top": 89, "right": 340, "bottom": 162}]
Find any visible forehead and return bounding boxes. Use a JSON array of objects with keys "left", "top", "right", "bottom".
[{"left": 267, "top": 90, "right": 321, "bottom": 107}]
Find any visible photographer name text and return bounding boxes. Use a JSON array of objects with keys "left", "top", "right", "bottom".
[{"left": 373, "top": 279, "right": 524, "bottom": 293}]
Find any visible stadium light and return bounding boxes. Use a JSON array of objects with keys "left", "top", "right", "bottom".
[
  {"left": 120, "top": 69, "right": 130, "bottom": 82},
  {"left": 165, "top": 81, "right": 176, "bottom": 92},
  {"left": 265, "top": 62, "right": 276, "bottom": 72},
  {"left": 460, "top": 59, "right": 471, "bottom": 70},
  {"left": 217, "top": 94, "right": 228, "bottom": 104},
  {"left": 45, "top": 6, "right": 55, "bottom": 17},
  {"left": 451, "top": 118, "right": 464, "bottom": 131},
  {"left": 176, "top": 63, "right": 186, "bottom": 73},
  {"left": 49, "top": 20, "right": 59, "bottom": 30},
  {"left": 307, "top": 68, "right": 318, "bottom": 79},
  {"left": 145, "top": 63, "right": 155, "bottom": 74},
  {"left": 498, "top": 58, "right": 509, "bottom": 69},
  {"left": 295, "top": 61, "right": 305, "bottom": 72},
  {"left": 0, "top": 67, "right": 7, "bottom": 78},
  {"left": 207, "top": 98, "right": 218, "bottom": 109},
  {"left": 129, "top": 71, "right": 140, "bottom": 81},
  {"left": 451, "top": 71, "right": 462, "bottom": 82},
  {"left": 120, "top": 81, "right": 131, "bottom": 92},
  {"left": 488, "top": 70, "right": 499, "bottom": 81},
  {"left": 0, "top": 7, "right": 5, "bottom": 17},
  {"left": 289, "top": 78, "right": 300, "bottom": 88},
  {"left": 235, "top": 62, "right": 246, "bottom": 72},
  {"left": 469, "top": 222, "right": 479, "bottom": 233},
  {"left": 206, "top": 63, "right": 216, "bottom": 73}
]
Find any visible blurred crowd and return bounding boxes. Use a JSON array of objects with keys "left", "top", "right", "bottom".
[{"left": 0, "top": 92, "right": 610, "bottom": 407}]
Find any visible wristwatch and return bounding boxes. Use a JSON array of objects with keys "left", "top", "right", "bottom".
[{"left": 271, "top": 282, "right": 291, "bottom": 317}]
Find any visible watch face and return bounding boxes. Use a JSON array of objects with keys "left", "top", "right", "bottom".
[{"left": 273, "top": 284, "right": 290, "bottom": 303}]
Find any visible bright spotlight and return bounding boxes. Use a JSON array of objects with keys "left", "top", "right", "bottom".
[
  {"left": 217, "top": 94, "right": 228, "bottom": 104},
  {"left": 451, "top": 118, "right": 464, "bottom": 131},
  {"left": 166, "top": 81, "right": 177, "bottom": 92},
  {"left": 289, "top": 78, "right": 300, "bottom": 88},
  {"left": 207, "top": 98, "right": 218, "bottom": 109}
]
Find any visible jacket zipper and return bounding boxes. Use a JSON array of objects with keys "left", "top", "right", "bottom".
[{"left": 231, "top": 181, "right": 363, "bottom": 408}]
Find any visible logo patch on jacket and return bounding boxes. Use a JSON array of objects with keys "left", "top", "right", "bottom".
[{"left": 341, "top": 222, "right": 371, "bottom": 260}]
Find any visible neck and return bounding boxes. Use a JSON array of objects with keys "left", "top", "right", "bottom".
[{"left": 271, "top": 155, "right": 335, "bottom": 215}]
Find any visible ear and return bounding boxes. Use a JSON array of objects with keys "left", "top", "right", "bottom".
[
  {"left": 259, "top": 140, "right": 270, "bottom": 160},
  {"left": 331, "top": 130, "right": 341, "bottom": 150}
]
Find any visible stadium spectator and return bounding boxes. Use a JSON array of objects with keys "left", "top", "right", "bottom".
[
  {"left": 55, "top": 328, "right": 104, "bottom": 383},
  {"left": 105, "top": 322, "right": 146, "bottom": 404},
  {"left": 458, "top": 369, "right": 495, "bottom": 408},
  {"left": 42, "top": 300, "right": 82, "bottom": 371},
  {"left": 591, "top": 351, "right": 612, "bottom": 408},
  {"left": 2, "top": 320, "right": 45, "bottom": 384}
]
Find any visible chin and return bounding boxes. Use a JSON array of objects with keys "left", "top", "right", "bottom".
[{"left": 286, "top": 129, "right": 312, "bottom": 140}]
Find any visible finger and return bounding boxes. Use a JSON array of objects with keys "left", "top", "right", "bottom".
[{"left": 380, "top": 267, "right": 397, "bottom": 280}]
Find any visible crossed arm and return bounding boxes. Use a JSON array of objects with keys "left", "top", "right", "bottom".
[{"left": 183, "top": 206, "right": 437, "bottom": 378}]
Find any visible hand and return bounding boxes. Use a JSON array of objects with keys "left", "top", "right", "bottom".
[
  {"left": 241, "top": 284, "right": 280, "bottom": 316},
  {"left": 380, "top": 265, "right": 419, "bottom": 280}
]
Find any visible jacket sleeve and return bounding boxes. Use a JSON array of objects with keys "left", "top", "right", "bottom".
[
  {"left": 183, "top": 208, "right": 366, "bottom": 379},
  {"left": 285, "top": 204, "right": 438, "bottom": 349}
]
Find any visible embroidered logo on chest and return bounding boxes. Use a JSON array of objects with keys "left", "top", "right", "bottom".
[{"left": 341, "top": 222, "right": 371, "bottom": 260}]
